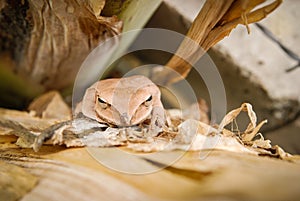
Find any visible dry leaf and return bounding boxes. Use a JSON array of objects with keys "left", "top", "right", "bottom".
[
  {"left": 182, "top": 99, "right": 210, "bottom": 124},
  {"left": 28, "top": 91, "right": 71, "bottom": 121},
  {"left": 218, "top": 103, "right": 268, "bottom": 141},
  {"left": 0, "top": 0, "right": 122, "bottom": 90},
  {"left": 0, "top": 100, "right": 291, "bottom": 160}
]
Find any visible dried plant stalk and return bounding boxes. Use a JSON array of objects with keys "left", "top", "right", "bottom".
[{"left": 153, "top": 0, "right": 282, "bottom": 84}]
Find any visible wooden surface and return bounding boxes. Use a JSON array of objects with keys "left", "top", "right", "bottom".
[{"left": 1, "top": 139, "right": 300, "bottom": 201}]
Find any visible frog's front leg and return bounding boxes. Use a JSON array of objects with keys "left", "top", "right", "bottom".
[{"left": 149, "top": 105, "right": 165, "bottom": 136}]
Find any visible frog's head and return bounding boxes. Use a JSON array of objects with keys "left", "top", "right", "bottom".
[{"left": 81, "top": 75, "right": 161, "bottom": 127}]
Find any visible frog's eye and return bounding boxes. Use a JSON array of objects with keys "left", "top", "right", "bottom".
[
  {"left": 97, "top": 97, "right": 108, "bottom": 109},
  {"left": 144, "top": 95, "right": 152, "bottom": 107}
]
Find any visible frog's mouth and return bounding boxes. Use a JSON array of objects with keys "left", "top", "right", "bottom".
[{"left": 95, "top": 108, "right": 152, "bottom": 127}]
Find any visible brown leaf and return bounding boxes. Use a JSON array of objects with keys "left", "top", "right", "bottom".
[
  {"left": 0, "top": 0, "right": 122, "bottom": 90},
  {"left": 218, "top": 103, "right": 267, "bottom": 141},
  {"left": 28, "top": 91, "right": 71, "bottom": 121}
]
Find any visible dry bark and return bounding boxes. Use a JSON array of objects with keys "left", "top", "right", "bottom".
[{"left": 0, "top": 0, "right": 122, "bottom": 95}]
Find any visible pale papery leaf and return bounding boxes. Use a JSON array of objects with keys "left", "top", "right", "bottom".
[{"left": 0, "top": 98, "right": 291, "bottom": 160}]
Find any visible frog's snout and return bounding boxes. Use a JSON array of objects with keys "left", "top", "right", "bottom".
[{"left": 120, "top": 113, "right": 130, "bottom": 126}]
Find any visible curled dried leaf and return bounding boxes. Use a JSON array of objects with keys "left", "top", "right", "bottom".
[
  {"left": 218, "top": 103, "right": 268, "bottom": 141},
  {"left": 0, "top": 100, "right": 291, "bottom": 160}
]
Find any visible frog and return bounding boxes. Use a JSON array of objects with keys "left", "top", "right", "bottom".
[{"left": 75, "top": 75, "right": 165, "bottom": 135}]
